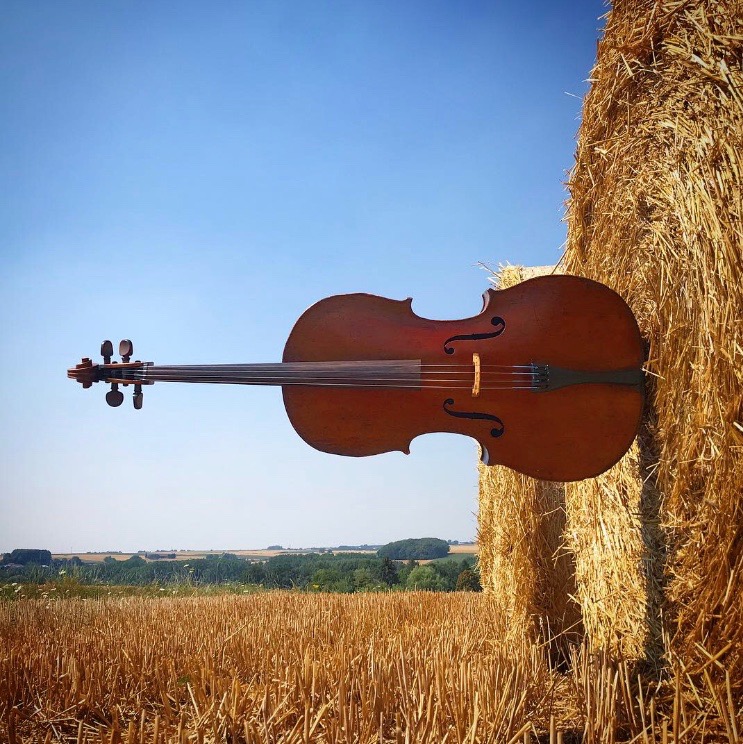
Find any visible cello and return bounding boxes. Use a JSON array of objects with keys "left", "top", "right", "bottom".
[{"left": 68, "top": 274, "right": 644, "bottom": 481}]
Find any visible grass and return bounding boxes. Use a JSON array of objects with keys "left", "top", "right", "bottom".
[{"left": 0, "top": 580, "right": 265, "bottom": 601}]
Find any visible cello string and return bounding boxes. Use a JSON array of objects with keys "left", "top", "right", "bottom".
[
  {"left": 121, "top": 380, "right": 541, "bottom": 390},
  {"left": 131, "top": 366, "right": 539, "bottom": 375},
  {"left": 140, "top": 371, "right": 536, "bottom": 377},
  {"left": 137, "top": 378, "right": 540, "bottom": 383},
  {"left": 136, "top": 361, "right": 535, "bottom": 367},
  {"left": 125, "top": 368, "right": 542, "bottom": 382},
  {"left": 135, "top": 367, "right": 539, "bottom": 376},
  {"left": 131, "top": 372, "right": 541, "bottom": 383},
  {"left": 137, "top": 378, "right": 541, "bottom": 385},
  {"left": 138, "top": 369, "right": 539, "bottom": 377},
  {"left": 140, "top": 363, "right": 538, "bottom": 370},
  {"left": 142, "top": 364, "right": 537, "bottom": 368},
  {"left": 143, "top": 384, "right": 540, "bottom": 390}
]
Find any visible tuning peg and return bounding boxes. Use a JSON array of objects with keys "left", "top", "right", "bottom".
[
  {"left": 101, "top": 340, "right": 113, "bottom": 364},
  {"left": 119, "top": 339, "right": 133, "bottom": 363},
  {"left": 105, "top": 383, "right": 124, "bottom": 407},
  {"left": 133, "top": 383, "right": 143, "bottom": 410}
]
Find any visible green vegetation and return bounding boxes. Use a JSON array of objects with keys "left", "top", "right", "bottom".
[
  {"left": 455, "top": 568, "right": 482, "bottom": 592},
  {"left": 2, "top": 548, "right": 52, "bottom": 565},
  {"left": 0, "top": 550, "right": 479, "bottom": 595},
  {"left": 405, "top": 565, "right": 446, "bottom": 591},
  {"left": 376, "top": 538, "right": 450, "bottom": 560}
]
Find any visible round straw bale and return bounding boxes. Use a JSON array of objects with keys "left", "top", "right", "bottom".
[{"left": 564, "top": 0, "right": 742, "bottom": 691}]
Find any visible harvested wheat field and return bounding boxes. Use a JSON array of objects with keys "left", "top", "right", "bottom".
[{"left": 2, "top": 592, "right": 740, "bottom": 743}]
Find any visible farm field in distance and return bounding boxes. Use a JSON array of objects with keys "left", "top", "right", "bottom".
[{"left": 51, "top": 543, "right": 479, "bottom": 563}]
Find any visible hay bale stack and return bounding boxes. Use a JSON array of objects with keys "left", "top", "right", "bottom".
[
  {"left": 478, "top": 265, "right": 582, "bottom": 661},
  {"left": 562, "top": 436, "right": 663, "bottom": 663},
  {"left": 564, "top": 0, "right": 742, "bottom": 689}
]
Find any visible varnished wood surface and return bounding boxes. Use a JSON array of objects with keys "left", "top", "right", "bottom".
[{"left": 282, "top": 275, "right": 644, "bottom": 481}]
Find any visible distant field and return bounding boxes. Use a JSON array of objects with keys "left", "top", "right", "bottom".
[
  {"left": 52, "top": 544, "right": 479, "bottom": 563},
  {"left": 52, "top": 549, "right": 290, "bottom": 562},
  {"left": 447, "top": 544, "right": 478, "bottom": 555}
]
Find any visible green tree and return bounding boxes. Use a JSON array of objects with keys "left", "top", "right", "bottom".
[
  {"left": 377, "top": 538, "right": 449, "bottom": 560},
  {"left": 310, "top": 567, "right": 352, "bottom": 592},
  {"left": 3, "top": 549, "right": 52, "bottom": 565},
  {"left": 406, "top": 565, "right": 446, "bottom": 591},
  {"left": 378, "top": 557, "right": 399, "bottom": 586},
  {"left": 455, "top": 568, "right": 482, "bottom": 592},
  {"left": 352, "top": 567, "right": 376, "bottom": 591}
]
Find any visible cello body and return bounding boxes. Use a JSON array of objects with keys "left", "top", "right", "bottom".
[{"left": 283, "top": 275, "right": 644, "bottom": 481}]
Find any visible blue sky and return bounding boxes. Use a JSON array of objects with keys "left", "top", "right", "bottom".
[{"left": 1, "top": 0, "right": 606, "bottom": 553}]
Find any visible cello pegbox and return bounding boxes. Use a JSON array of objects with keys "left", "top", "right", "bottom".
[
  {"left": 101, "top": 340, "right": 113, "bottom": 364},
  {"left": 119, "top": 339, "right": 133, "bottom": 363}
]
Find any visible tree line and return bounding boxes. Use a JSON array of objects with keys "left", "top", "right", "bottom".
[{"left": 1, "top": 552, "right": 481, "bottom": 593}]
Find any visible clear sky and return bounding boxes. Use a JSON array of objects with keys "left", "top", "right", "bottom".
[{"left": 1, "top": 0, "right": 606, "bottom": 554}]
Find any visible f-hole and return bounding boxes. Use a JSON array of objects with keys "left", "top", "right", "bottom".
[
  {"left": 443, "top": 398, "right": 505, "bottom": 438},
  {"left": 443, "top": 316, "right": 505, "bottom": 355}
]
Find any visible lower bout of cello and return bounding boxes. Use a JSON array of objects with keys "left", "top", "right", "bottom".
[
  {"left": 282, "top": 382, "right": 643, "bottom": 481},
  {"left": 476, "top": 384, "right": 644, "bottom": 481}
]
